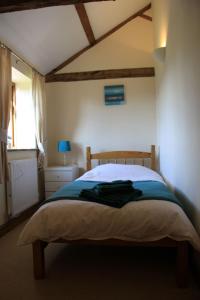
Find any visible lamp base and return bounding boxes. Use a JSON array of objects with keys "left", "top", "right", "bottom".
[
  {"left": 63, "top": 153, "right": 71, "bottom": 166},
  {"left": 63, "top": 153, "right": 67, "bottom": 166}
]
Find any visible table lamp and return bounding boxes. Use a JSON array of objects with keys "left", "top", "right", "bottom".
[{"left": 57, "top": 140, "right": 71, "bottom": 165}]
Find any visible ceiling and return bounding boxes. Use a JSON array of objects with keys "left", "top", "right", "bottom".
[{"left": 0, "top": 0, "right": 151, "bottom": 75}]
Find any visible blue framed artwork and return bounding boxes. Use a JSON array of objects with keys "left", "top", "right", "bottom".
[{"left": 104, "top": 85, "right": 125, "bottom": 105}]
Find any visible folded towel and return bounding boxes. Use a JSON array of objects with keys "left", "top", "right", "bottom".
[
  {"left": 80, "top": 180, "right": 143, "bottom": 208},
  {"left": 94, "top": 180, "right": 134, "bottom": 195}
]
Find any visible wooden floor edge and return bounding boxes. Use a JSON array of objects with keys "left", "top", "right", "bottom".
[{"left": 0, "top": 202, "right": 40, "bottom": 238}]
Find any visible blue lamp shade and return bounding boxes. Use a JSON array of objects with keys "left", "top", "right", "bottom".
[{"left": 57, "top": 140, "right": 71, "bottom": 153}]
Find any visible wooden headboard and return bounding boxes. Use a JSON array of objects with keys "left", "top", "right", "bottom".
[{"left": 86, "top": 145, "right": 156, "bottom": 171}]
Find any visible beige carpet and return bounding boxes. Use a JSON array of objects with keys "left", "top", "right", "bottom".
[{"left": 0, "top": 222, "right": 200, "bottom": 300}]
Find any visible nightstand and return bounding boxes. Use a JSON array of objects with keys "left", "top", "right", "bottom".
[{"left": 44, "top": 165, "right": 79, "bottom": 199}]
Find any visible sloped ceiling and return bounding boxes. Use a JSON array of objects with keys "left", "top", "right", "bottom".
[
  {"left": 85, "top": 0, "right": 150, "bottom": 38},
  {"left": 61, "top": 18, "right": 154, "bottom": 73},
  {"left": 0, "top": 0, "right": 151, "bottom": 75}
]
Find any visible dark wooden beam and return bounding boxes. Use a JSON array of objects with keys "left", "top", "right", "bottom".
[
  {"left": 96, "top": 3, "right": 151, "bottom": 43},
  {"left": 75, "top": 4, "right": 95, "bottom": 45},
  {"left": 0, "top": 0, "right": 114, "bottom": 13},
  {"left": 48, "top": 45, "right": 92, "bottom": 75},
  {"left": 45, "top": 67, "right": 155, "bottom": 82},
  {"left": 46, "top": 3, "right": 151, "bottom": 75},
  {"left": 140, "top": 14, "right": 152, "bottom": 22}
]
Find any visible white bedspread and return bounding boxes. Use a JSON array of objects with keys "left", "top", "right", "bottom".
[{"left": 18, "top": 165, "right": 200, "bottom": 251}]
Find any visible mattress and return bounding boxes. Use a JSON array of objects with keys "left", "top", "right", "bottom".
[{"left": 18, "top": 164, "right": 200, "bottom": 251}]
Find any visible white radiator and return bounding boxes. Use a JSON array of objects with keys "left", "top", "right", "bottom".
[{"left": 8, "top": 158, "right": 39, "bottom": 216}]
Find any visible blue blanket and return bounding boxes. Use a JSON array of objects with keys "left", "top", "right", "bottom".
[{"left": 43, "top": 180, "right": 182, "bottom": 209}]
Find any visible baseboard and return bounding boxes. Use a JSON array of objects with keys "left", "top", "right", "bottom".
[
  {"left": 191, "top": 249, "right": 200, "bottom": 286},
  {"left": 0, "top": 202, "right": 40, "bottom": 238}
]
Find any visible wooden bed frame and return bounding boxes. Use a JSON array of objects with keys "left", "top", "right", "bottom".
[
  {"left": 32, "top": 145, "right": 189, "bottom": 287},
  {"left": 86, "top": 145, "right": 156, "bottom": 171}
]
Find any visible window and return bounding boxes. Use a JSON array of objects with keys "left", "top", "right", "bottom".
[{"left": 7, "top": 67, "right": 36, "bottom": 149}]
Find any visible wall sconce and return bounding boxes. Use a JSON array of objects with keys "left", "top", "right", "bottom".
[{"left": 154, "top": 46, "right": 166, "bottom": 62}]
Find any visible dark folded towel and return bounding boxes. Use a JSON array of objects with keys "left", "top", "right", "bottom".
[
  {"left": 94, "top": 180, "right": 134, "bottom": 195},
  {"left": 80, "top": 180, "right": 143, "bottom": 208}
]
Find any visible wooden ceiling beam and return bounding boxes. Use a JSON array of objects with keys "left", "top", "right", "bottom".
[
  {"left": 45, "top": 67, "right": 155, "bottom": 82},
  {"left": 75, "top": 4, "right": 96, "bottom": 45},
  {"left": 47, "top": 45, "right": 92, "bottom": 75},
  {"left": 0, "top": 0, "right": 114, "bottom": 14},
  {"left": 96, "top": 3, "right": 151, "bottom": 44},
  {"left": 46, "top": 3, "right": 151, "bottom": 75},
  {"left": 140, "top": 14, "right": 152, "bottom": 22}
]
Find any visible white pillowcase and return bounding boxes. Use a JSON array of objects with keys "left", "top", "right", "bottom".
[{"left": 78, "top": 164, "right": 164, "bottom": 183}]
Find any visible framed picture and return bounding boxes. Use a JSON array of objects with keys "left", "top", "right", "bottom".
[{"left": 104, "top": 85, "right": 125, "bottom": 105}]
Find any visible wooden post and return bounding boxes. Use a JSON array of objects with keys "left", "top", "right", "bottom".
[
  {"left": 86, "top": 146, "right": 91, "bottom": 171},
  {"left": 151, "top": 145, "right": 156, "bottom": 171},
  {"left": 176, "top": 242, "right": 189, "bottom": 288},
  {"left": 32, "top": 240, "right": 47, "bottom": 279}
]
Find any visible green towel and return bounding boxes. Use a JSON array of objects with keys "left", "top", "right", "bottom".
[
  {"left": 80, "top": 181, "right": 142, "bottom": 208},
  {"left": 94, "top": 180, "right": 134, "bottom": 195}
]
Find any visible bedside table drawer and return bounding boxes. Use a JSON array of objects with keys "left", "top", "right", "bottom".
[
  {"left": 45, "top": 181, "right": 69, "bottom": 192},
  {"left": 45, "top": 171, "right": 73, "bottom": 182},
  {"left": 44, "top": 165, "right": 79, "bottom": 200}
]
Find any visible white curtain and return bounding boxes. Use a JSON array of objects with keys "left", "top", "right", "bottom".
[
  {"left": 0, "top": 45, "right": 11, "bottom": 223},
  {"left": 32, "top": 70, "right": 47, "bottom": 168}
]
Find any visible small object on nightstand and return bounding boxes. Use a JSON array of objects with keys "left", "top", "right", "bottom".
[
  {"left": 44, "top": 165, "right": 79, "bottom": 199},
  {"left": 57, "top": 140, "right": 71, "bottom": 166}
]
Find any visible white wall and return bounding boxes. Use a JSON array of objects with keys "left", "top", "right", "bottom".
[
  {"left": 46, "top": 18, "right": 156, "bottom": 171},
  {"left": 46, "top": 78, "right": 156, "bottom": 170},
  {"left": 152, "top": 0, "right": 200, "bottom": 232}
]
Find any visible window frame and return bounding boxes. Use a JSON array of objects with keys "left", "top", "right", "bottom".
[{"left": 11, "top": 82, "right": 16, "bottom": 148}]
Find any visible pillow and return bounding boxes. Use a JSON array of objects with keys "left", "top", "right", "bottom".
[{"left": 78, "top": 163, "right": 164, "bottom": 184}]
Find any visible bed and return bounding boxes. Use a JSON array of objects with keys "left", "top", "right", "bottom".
[{"left": 18, "top": 145, "right": 200, "bottom": 287}]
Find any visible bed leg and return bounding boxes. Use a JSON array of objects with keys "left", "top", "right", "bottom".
[
  {"left": 32, "top": 240, "right": 47, "bottom": 279},
  {"left": 176, "top": 242, "right": 189, "bottom": 288}
]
